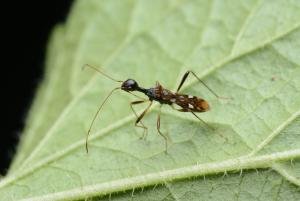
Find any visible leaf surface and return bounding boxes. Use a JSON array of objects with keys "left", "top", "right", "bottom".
[{"left": 2, "top": 0, "right": 300, "bottom": 200}]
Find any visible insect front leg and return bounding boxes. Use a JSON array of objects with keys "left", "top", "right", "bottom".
[
  {"left": 134, "top": 101, "right": 153, "bottom": 139},
  {"left": 130, "top": 100, "right": 149, "bottom": 139}
]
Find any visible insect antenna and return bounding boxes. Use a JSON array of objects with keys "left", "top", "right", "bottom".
[
  {"left": 82, "top": 64, "right": 123, "bottom": 83},
  {"left": 85, "top": 87, "right": 121, "bottom": 153}
]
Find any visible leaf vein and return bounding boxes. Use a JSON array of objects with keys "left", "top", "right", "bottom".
[{"left": 13, "top": 149, "right": 300, "bottom": 201}]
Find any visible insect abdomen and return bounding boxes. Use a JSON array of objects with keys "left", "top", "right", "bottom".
[
  {"left": 175, "top": 94, "right": 209, "bottom": 112},
  {"left": 194, "top": 97, "right": 209, "bottom": 111}
]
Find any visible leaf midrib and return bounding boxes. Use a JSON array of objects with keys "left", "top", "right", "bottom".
[{"left": 16, "top": 149, "right": 300, "bottom": 201}]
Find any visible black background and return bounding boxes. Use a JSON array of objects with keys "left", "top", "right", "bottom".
[{"left": 1, "top": 1, "right": 73, "bottom": 175}]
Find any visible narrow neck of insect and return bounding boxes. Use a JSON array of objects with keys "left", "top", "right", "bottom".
[{"left": 136, "top": 87, "right": 148, "bottom": 94}]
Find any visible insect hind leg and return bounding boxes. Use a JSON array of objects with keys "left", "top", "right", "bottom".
[
  {"left": 191, "top": 111, "right": 228, "bottom": 141},
  {"left": 172, "top": 106, "right": 228, "bottom": 141},
  {"left": 177, "top": 70, "right": 231, "bottom": 99},
  {"left": 191, "top": 111, "right": 214, "bottom": 131}
]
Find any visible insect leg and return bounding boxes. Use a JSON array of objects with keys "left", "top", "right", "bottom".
[
  {"left": 177, "top": 70, "right": 230, "bottom": 99},
  {"left": 157, "top": 104, "right": 168, "bottom": 153},
  {"left": 134, "top": 101, "right": 153, "bottom": 139},
  {"left": 191, "top": 111, "right": 214, "bottom": 130},
  {"left": 171, "top": 106, "right": 227, "bottom": 141},
  {"left": 130, "top": 100, "right": 149, "bottom": 139},
  {"left": 176, "top": 71, "right": 190, "bottom": 92},
  {"left": 191, "top": 111, "right": 227, "bottom": 141}
]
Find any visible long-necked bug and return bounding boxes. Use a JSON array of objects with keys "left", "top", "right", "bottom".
[{"left": 83, "top": 64, "right": 229, "bottom": 153}]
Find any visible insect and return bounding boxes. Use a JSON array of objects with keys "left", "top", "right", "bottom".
[{"left": 84, "top": 64, "right": 228, "bottom": 153}]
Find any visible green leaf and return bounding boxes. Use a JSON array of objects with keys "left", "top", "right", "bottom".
[
  {"left": 91, "top": 169, "right": 300, "bottom": 201},
  {"left": 2, "top": 0, "right": 300, "bottom": 200}
]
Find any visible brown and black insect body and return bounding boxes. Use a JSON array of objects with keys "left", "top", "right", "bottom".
[
  {"left": 83, "top": 64, "right": 227, "bottom": 153},
  {"left": 146, "top": 82, "right": 210, "bottom": 112}
]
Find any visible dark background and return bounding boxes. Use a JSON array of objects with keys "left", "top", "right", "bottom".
[{"left": 1, "top": 1, "right": 73, "bottom": 175}]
